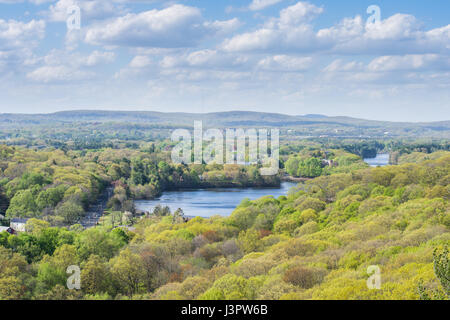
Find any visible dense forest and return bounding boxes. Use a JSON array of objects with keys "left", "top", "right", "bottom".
[
  {"left": 0, "top": 151, "right": 448, "bottom": 300},
  {"left": 283, "top": 149, "right": 368, "bottom": 178},
  {"left": 0, "top": 111, "right": 449, "bottom": 300},
  {"left": 0, "top": 145, "right": 279, "bottom": 225}
]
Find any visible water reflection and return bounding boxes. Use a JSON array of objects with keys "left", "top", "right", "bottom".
[
  {"left": 134, "top": 182, "right": 297, "bottom": 218},
  {"left": 364, "top": 153, "right": 390, "bottom": 167}
]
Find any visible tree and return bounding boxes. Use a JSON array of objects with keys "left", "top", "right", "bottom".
[
  {"left": 199, "top": 274, "right": 258, "bottom": 300},
  {"left": 298, "top": 158, "right": 322, "bottom": 178},
  {"left": 0, "top": 246, "right": 27, "bottom": 276},
  {"left": 285, "top": 157, "right": 300, "bottom": 177},
  {"left": 0, "top": 276, "right": 25, "bottom": 300},
  {"left": 238, "top": 229, "right": 262, "bottom": 254},
  {"left": 433, "top": 245, "right": 450, "bottom": 297},
  {"left": 180, "top": 276, "right": 211, "bottom": 299},
  {"left": 25, "top": 218, "right": 50, "bottom": 236},
  {"left": 283, "top": 266, "right": 323, "bottom": 289},
  {"left": 56, "top": 200, "right": 84, "bottom": 224},
  {"left": 6, "top": 189, "right": 37, "bottom": 218},
  {"left": 109, "top": 248, "right": 146, "bottom": 297},
  {"left": 76, "top": 228, "right": 125, "bottom": 260},
  {"left": 36, "top": 244, "right": 79, "bottom": 293},
  {"left": 421, "top": 246, "right": 450, "bottom": 299},
  {"left": 35, "top": 284, "right": 83, "bottom": 300},
  {"left": 37, "top": 227, "right": 62, "bottom": 256},
  {"left": 153, "top": 204, "right": 171, "bottom": 217},
  {"left": 173, "top": 208, "right": 185, "bottom": 224},
  {"left": 81, "top": 255, "right": 110, "bottom": 295},
  {"left": 138, "top": 244, "right": 171, "bottom": 292},
  {"left": 36, "top": 186, "right": 66, "bottom": 211}
]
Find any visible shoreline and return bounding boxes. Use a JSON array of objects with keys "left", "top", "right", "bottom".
[{"left": 281, "top": 175, "right": 311, "bottom": 182}]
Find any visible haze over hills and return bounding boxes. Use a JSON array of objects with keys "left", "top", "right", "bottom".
[
  {"left": 0, "top": 110, "right": 449, "bottom": 138},
  {"left": 1, "top": 109, "right": 449, "bottom": 125}
]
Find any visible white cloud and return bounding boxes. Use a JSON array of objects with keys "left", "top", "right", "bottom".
[
  {"left": 185, "top": 50, "right": 247, "bottom": 68},
  {"left": 156, "top": 50, "right": 250, "bottom": 71},
  {"left": 0, "top": 19, "right": 45, "bottom": 50},
  {"left": 26, "top": 49, "right": 115, "bottom": 83},
  {"left": 203, "top": 18, "right": 241, "bottom": 36},
  {"left": 323, "top": 59, "right": 364, "bottom": 73},
  {"left": 257, "top": 55, "right": 313, "bottom": 71},
  {"left": 223, "top": 2, "right": 450, "bottom": 56},
  {"left": 367, "top": 54, "right": 450, "bottom": 72},
  {"left": 84, "top": 50, "right": 115, "bottom": 66},
  {"left": 85, "top": 4, "right": 239, "bottom": 48},
  {"left": 316, "top": 14, "right": 437, "bottom": 54},
  {"left": 278, "top": 1, "right": 323, "bottom": 26},
  {"left": 249, "top": 0, "right": 283, "bottom": 11},
  {"left": 129, "top": 55, "right": 151, "bottom": 68},
  {"left": 27, "top": 65, "right": 94, "bottom": 83},
  {"left": 41, "top": 49, "right": 115, "bottom": 67},
  {"left": 0, "top": 48, "right": 34, "bottom": 75},
  {"left": 222, "top": 2, "right": 323, "bottom": 53},
  {"left": 47, "top": 0, "right": 123, "bottom": 22},
  {"left": 364, "top": 14, "right": 420, "bottom": 40},
  {"left": 1, "top": 0, "right": 449, "bottom": 120},
  {"left": 321, "top": 54, "right": 450, "bottom": 88},
  {"left": 0, "top": 18, "right": 45, "bottom": 77}
]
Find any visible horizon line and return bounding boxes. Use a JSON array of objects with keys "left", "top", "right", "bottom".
[{"left": 1, "top": 108, "right": 450, "bottom": 124}]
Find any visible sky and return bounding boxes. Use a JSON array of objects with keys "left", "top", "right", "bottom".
[{"left": 0, "top": 0, "right": 449, "bottom": 122}]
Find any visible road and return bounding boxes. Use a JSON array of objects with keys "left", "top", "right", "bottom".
[{"left": 80, "top": 186, "right": 113, "bottom": 228}]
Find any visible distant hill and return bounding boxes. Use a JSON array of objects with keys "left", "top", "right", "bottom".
[
  {"left": 302, "top": 114, "right": 328, "bottom": 119},
  {"left": 0, "top": 110, "right": 449, "bottom": 138}
]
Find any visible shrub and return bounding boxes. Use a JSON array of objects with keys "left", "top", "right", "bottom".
[{"left": 283, "top": 266, "right": 324, "bottom": 289}]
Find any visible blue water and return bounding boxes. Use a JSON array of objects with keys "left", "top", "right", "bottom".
[
  {"left": 364, "top": 153, "right": 390, "bottom": 167},
  {"left": 134, "top": 182, "right": 298, "bottom": 218}
]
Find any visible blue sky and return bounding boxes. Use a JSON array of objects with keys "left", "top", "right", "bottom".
[{"left": 0, "top": 0, "right": 449, "bottom": 121}]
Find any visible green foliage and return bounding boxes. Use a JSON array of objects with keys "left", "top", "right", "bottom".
[
  {"left": 285, "top": 157, "right": 323, "bottom": 178},
  {"left": 433, "top": 246, "right": 449, "bottom": 297},
  {"left": 6, "top": 190, "right": 38, "bottom": 218},
  {"left": 56, "top": 200, "right": 84, "bottom": 224},
  {"left": 110, "top": 248, "right": 146, "bottom": 297},
  {"left": 0, "top": 150, "right": 448, "bottom": 300},
  {"left": 75, "top": 228, "right": 126, "bottom": 261},
  {"left": 199, "top": 274, "right": 259, "bottom": 300}
]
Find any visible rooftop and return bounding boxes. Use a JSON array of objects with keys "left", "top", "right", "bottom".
[{"left": 10, "top": 218, "right": 29, "bottom": 224}]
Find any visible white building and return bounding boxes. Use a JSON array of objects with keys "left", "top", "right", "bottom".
[{"left": 10, "top": 218, "right": 29, "bottom": 232}]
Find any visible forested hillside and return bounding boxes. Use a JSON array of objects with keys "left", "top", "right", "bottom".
[
  {"left": 0, "top": 153, "right": 448, "bottom": 300},
  {"left": 1, "top": 111, "right": 449, "bottom": 145}
]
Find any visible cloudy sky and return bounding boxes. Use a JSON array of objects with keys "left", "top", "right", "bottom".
[{"left": 0, "top": 0, "right": 449, "bottom": 121}]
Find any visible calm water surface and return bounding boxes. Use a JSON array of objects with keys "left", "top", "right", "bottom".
[
  {"left": 364, "top": 153, "right": 390, "bottom": 167},
  {"left": 134, "top": 182, "right": 298, "bottom": 218}
]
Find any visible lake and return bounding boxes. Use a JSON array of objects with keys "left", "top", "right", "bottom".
[
  {"left": 364, "top": 153, "right": 390, "bottom": 167},
  {"left": 134, "top": 182, "right": 298, "bottom": 218}
]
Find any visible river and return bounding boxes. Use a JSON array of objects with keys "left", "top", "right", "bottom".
[
  {"left": 134, "top": 182, "right": 298, "bottom": 218},
  {"left": 364, "top": 153, "right": 390, "bottom": 167}
]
